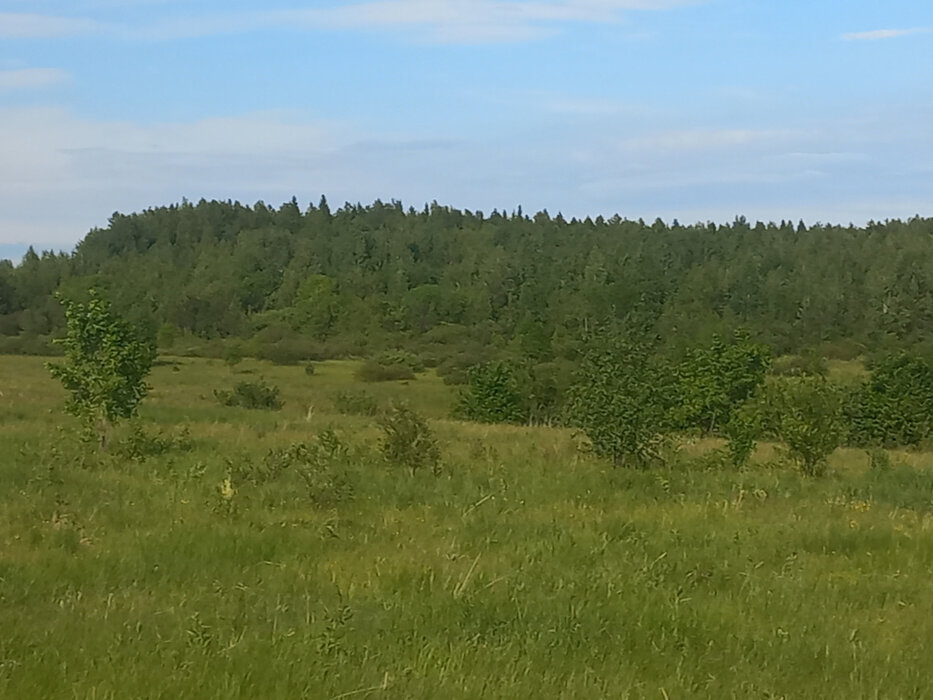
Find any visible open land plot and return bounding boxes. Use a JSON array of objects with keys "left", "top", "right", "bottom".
[{"left": 2, "top": 355, "right": 933, "bottom": 699}]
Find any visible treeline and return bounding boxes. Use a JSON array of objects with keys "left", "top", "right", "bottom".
[
  {"left": 456, "top": 332, "right": 933, "bottom": 470},
  {"left": 1, "top": 197, "right": 933, "bottom": 364}
]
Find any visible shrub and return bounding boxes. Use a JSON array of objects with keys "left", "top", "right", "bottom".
[
  {"left": 567, "top": 334, "right": 674, "bottom": 468},
  {"left": 676, "top": 330, "right": 771, "bottom": 434},
  {"left": 771, "top": 377, "right": 845, "bottom": 476},
  {"left": 0, "top": 333, "right": 59, "bottom": 356},
  {"left": 374, "top": 349, "right": 424, "bottom": 373},
  {"left": 223, "top": 345, "right": 243, "bottom": 368},
  {"left": 378, "top": 403, "right": 441, "bottom": 475},
  {"left": 257, "top": 339, "right": 322, "bottom": 365},
  {"left": 115, "top": 423, "right": 193, "bottom": 462},
  {"left": 46, "top": 291, "right": 156, "bottom": 445},
  {"left": 845, "top": 352, "right": 933, "bottom": 447},
  {"left": 723, "top": 402, "right": 760, "bottom": 468},
  {"left": 456, "top": 361, "right": 528, "bottom": 424},
  {"left": 772, "top": 353, "right": 828, "bottom": 378},
  {"left": 356, "top": 361, "right": 415, "bottom": 382},
  {"left": 214, "top": 379, "right": 283, "bottom": 410},
  {"left": 228, "top": 430, "right": 354, "bottom": 506},
  {"left": 331, "top": 389, "right": 379, "bottom": 416}
]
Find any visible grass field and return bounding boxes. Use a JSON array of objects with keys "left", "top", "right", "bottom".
[{"left": 3, "top": 355, "right": 933, "bottom": 699}]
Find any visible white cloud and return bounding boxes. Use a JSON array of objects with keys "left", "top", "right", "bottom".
[
  {"left": 0, "top": 68, "right": 69, "bottom": 92},
  {"left": 615, "top": 127, "right": 797, "bottom": 153},
  {"left": 842, "top": 27, "right": 930, "bottom": 41},
  {"left": 0, "top": 12, "right": 99, "bottom": 38},
  {"left": 275, "top": 0, "right": 697, "bottom": 43},
  {"left": 0, "top": 0, "right": 700, "bottom": 44}
]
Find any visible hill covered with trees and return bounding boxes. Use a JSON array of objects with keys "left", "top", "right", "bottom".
[{"left": 1, "top": 197, "right": 932, "bottom": 363}]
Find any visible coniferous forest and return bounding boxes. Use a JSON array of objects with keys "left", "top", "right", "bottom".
[{"left": 2, "top": 197, "right": 932, "bottom": 366}]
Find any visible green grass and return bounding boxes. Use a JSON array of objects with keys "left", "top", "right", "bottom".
[{"left": 2, "top": 355, "right": 933, "bottom": 698}]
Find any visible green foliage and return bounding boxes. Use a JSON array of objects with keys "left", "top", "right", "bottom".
[
  {"left": 156, "top": 322, "right": 179, "bottom": 349},
  {"left": 456, "top": 361, "right": 528, "bottom": 424},
  {"left": 723, "top": 401, "right": 761, "bottom": 468},
  {"left": 771, "top": 377, "right": 845, "bottom": 476},
  {"left": 331, "top": 389, "right": 379, "bottom": 416},
  {"left": 46, "top": 291, "right": 156, "bottom": 442},
  {"left": 9, "top": 354, "right": 933, "bottom": 697},
  {"left": 223, "top": 344, "right": 243, "bottom": 367},
  {"left": 256, "top": 339, "right": 321, "bottom": 365},
  {"left": 567, "top": 334, "right": 673, "bottom": 467},
  {"left": 228, "top": 430, "right": 354, "bottom": 506},
  {"left": 290, "top": 274, "right": 338, "bottom": 338},
  {"left": 356, "top": 360, "right": 415, "bottom": 382},
  {"left": 214, "top": 379, "right": 283, "bottom": 410},
  {"left": 772, "top": 353, "right": 828, "bottom": 378},
  {"left": 12, "top": 198, "right": 933, "bottom": 368},
  {"left": 374, "top": 349, "right": 424, "bottom": 373},
  {"left": 846, "top": 352, "right": 933, "bottom": 447},
  {"left": 676, "top": 330, "right": 771, "bottom": 434},
  {"left": 378, "top": 403, "right": 441, "bottom": 474},
  {"left": 114, "top": 423, "right": 193, "bottom": 463}
]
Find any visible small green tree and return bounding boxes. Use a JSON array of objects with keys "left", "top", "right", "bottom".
[
  {"left": 773, "top": 377, "right": 845, "bottom": 476},
  {"left": 567, "top": 334, "right": 673, "bottom": 468},
  {"left": 676, "top": 330, "right": 771, "bottom": 434},
  {"left": 723, "top": 401, "right": 761, "bottom": 468},
  {"left": 47, "top": 291, "right": 156, "bottom": 445},
  {"left": 456, "top": 361, "right": 528, "bottom": 424},
  {"left": 845, "top": 352, "right": 933, "bottom": 447},
  {"left": 378, "top": 403, "right": 441, "bottom": 475}
]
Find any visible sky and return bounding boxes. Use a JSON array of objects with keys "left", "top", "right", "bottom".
[{"left": 1, "top": 0, "right": 932, "bottom": 259}]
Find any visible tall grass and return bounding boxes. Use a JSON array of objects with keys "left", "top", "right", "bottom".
[{"left": 1, "top": 355, "right": 933, "bottom": 698}]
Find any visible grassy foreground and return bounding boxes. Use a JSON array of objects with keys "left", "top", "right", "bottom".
[{"left": 2, "top": 356, "right": 933, "bottom": 699}]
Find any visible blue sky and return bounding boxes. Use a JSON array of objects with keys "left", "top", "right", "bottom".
[{"left": 1, "top": 0, "right": 932, "bottom": 258}]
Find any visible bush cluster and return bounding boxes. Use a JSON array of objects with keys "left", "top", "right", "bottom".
[
  {"left": 356, "top": 361, "right": 415, "bottom": 382},
  {"left": 331, "top": 389, "right": 379, "bottom": 416},
  {"left": 214, "top": 379, "right": 283, "bottom": 410}
]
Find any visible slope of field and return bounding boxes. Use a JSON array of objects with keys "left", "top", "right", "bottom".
[{"left": 2, "top": 356, "right": 933, "bottom": 699}]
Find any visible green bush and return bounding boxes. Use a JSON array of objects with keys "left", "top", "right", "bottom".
[
  {"left": 772, "top": 353, "right": 828, "bottom": 378},
  {"left": 456, "top": 361, "right": 528, "bottom": 424},
  {"left": 214, "top": 379, "right": 283, "bottom": 410},
  {"left": 846, "top": 352, "right": 933, "bottom": 447},
  {"left": 356, "top": 361, "right": 415, "bottom": 382},
  {"left": 374, "top": 349, "right": 424, "bottom": 373},
  {"left": 771, "top": 377, "right": 845, "bottom": 476},
  {"left": 0, "top": 333, "right": 59, "bottom": 356},
  {"left": 223, "top": 345, "right": 243, "bottom": 368},
  {"left": 115, "top": 423, "right": 193, "bottom": 462},
  {"left": 47, "top": 291, "right": 156, "bottom": 445},
  {"left": 567, "top": 334, "right": 674, "bottom": 468},
  {"left": 723, "top": 402, "right": 761, "bottom": 468},
  {"left": 675, "top": 330, "right": 771, "bottom": 434},
  {"left": 378, "top": 403, "right": 441, "bottom": 475},
  {"left": 228, "top": 430, "right": 354, "bottom": 506},
  {"left": 257, "top": 339, "right": 323, "bottom": 365},
  {"left": 331, "top": 389, "right": 379, "bottom": 416}
]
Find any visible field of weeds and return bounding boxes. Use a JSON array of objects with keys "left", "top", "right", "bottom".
[{"left": 2, "top": 355, "right": 933, "bottom": 698}]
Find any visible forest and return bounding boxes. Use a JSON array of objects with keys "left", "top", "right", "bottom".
[{"left": 2, "top": 197, "right": 932, "bottom": 366}]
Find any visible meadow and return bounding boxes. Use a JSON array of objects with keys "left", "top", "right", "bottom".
[{"left": 2, "top": 355, "right": 933, "bottom": 699}]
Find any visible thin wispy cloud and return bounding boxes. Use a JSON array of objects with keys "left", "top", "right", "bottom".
[
  {"left": 276, "top": 0, "right": 698, "bottom": 44},
  {"left": 0, "top": 12, "right": 99, "bottom": 38},
  {"left": 842, "top": 27, "right": 930, "bottom": 41},
  {"left": 1, "top": 0, "right": 700, "bottom": 44},
  {"left": 0, "top": 68, "right": 69, "bottom": 92}
]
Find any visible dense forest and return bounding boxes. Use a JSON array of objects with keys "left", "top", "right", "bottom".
[{"left": 1, "top": 197, "right": 932, "bottom": 365}]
